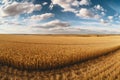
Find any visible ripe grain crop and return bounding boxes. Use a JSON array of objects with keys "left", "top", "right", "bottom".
[
  {"left": 0, "top": 45, "right": 120, "bottom": 80},
  {"left": 0, "top": 35, "right": 120, "bottom": 70}
]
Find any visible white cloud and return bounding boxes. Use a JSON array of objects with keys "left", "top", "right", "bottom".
[
  {"left": 108, "top": 16, "right": 113, "bottom": 23},
  {"left": 108, "top": 16, "right": 113, "bottom": 20},
  {"left": 76, "top": 7, "right": 104, "bottom": 19},
  {"left": 94, "top": 14, "right": 101, "bottom": 19},
  {"left": 76, "top": 8, "right": 94, "bottom": 18},
  {"left": 22, "top": 13, "right": 55, "bottom": 26},
  {"left": 34, "top": 20, "right": 70, "bottom": 29},
  {"left": 42, "top": 2, "right": 48, "bottom": 6},
  {"left": 0, "top": 25, "right": 32, "bottom": 34},
  {"left": 1, "top": 0, "right": 119, "bottom": 34},
  {"left": 79, "top": 0, "right": 90, "bottom": 6},
  {"left": 2, "top": 0, "right": 9, "bottom": 4},
  {"left": 93, "top": 5, "right": 107, "bottom": 22},
  {"left": 33, "top": 22, "right": 120, "bottom": 34},
  {"left": 71, "top": 1, "right": 79, "bottom": 7},
  {"left": 100, "top": 19, "right": 108, "bottom": 23},
  {"left": 29, "top": 13, "right": 54, "bottom": 21},
  {"left": 0, "top": 1, "right": 42, "bottom": 17},
  {"left": 51, "top": 0, "right": 101, "bottom": 20},
  {"left": 94, "top": 5, "right": 104, "bottom": 11},
  {"left": 101, "top": 12, "right": 105, "bottom": 16},
  {"left": 1, "top": 18, "right": 120, "bottom": 34},
  {"left": 49, "top": 2, "right": 54, "bottom": 10},
  {"left": 0, "top": 16, "right": 23, "bottom": 26},
  {"left": 51, "top": 0, "right": 81, "bottom": 13}
]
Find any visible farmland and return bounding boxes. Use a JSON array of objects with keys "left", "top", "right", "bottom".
[{"left": 0, "top": 34, "right": 120, "bottom": 80}]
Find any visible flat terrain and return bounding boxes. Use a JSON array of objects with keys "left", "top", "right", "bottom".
[{"left": 0, "top": 34, "right": 120, "bottom": 80}]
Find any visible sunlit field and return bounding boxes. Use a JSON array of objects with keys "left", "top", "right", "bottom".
[{"left": 0, "top": 34, "right": 120, "bottom": 80}]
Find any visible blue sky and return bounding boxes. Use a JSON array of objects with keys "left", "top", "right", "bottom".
[{"left": 0, "top": 0, "right": 120, "bottom": 34}]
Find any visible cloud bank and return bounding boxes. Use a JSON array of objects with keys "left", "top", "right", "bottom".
[{"left": 0, "top": 0, "right": 120, "bottom": 34}]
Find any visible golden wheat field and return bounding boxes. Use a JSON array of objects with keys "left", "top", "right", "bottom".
[{"left": 0, "top": 34, "right": 120, "bottom": 80}]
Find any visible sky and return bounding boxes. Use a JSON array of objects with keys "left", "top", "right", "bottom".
[{"left": 0, "top": 0, "right": 120, "bottom": 34}]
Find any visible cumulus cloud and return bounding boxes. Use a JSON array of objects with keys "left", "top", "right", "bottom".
[
  {"left": 51, "top": 0, "right": 102, "bottom": 19},
  {"left": 52, "top": 0, "right": 89, "bottom": 13},
  {"left": 42, "top": 2, "right": 48, "bottom": 6},
  {"left": 93, "top": 5, "right": 105, "bottom": 18},
  {"left": 34, "top": 20, "right": 70, "bottom": 29},
  {"left": 71, "top": 1, "right": 80, "bottom": 7},
  {"left": 76, "top": 8, "right": 94, "bottom": 18},
  {"left": 0, "top": 1, "right": 42, "bottom": 17},
  {"left": 101, "top": 12, "right": 105, "bottom": 16},
  {"left": 94, "top": 5, "right": 104, "bottom": 11},
  {"left": 29, "top": 13, "right": 54, "bottom": 21},
  {"left": 79, "top": 0, "right": 90, "bottom": 6},
  {"left": 51, "top": 0, "right": 90, "bottom": 13},
  {"left": 49, "top": 2, "right": 54, "bottom": 10}
]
